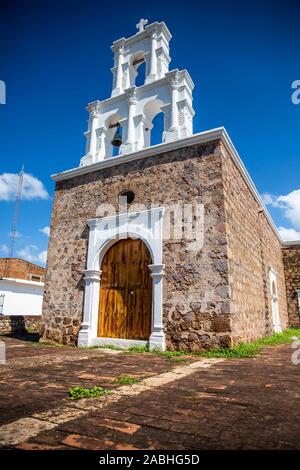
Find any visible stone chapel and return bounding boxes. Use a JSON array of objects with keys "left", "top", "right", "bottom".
[{"left": 41, "top": 20, "right": 300, "bottom": 351}]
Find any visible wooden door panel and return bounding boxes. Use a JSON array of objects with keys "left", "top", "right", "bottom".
[{"left": 98, "top": 238, "right": 152, "bottom": 340}]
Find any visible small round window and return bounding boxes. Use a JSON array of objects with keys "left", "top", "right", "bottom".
[{"left": 119, "top": 190, "right": 135, "bottom": 204}]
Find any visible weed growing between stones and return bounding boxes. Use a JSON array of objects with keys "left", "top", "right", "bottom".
[
  {"left": 113, "top": 375, "right": 144, "bottom": 386},
  {"left": 201, "top": 328, "right": 300, "bottom": 358},
  {"left": 96, "top": 328, "right": 300, "bottom": 359},
  {"left": 69, "top": 386, "right": 110, "bottom": 400}
]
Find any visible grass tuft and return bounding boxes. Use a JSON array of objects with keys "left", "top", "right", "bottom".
[
  {"left": 128, "top": 328, "right": 300, "bottom": 359},
  {"left": 83, "top": 344, "right": 124, "bottom": 350},
  {"left": 197, "top": 328, "right": 300, "bottom": 359},
  {"left": 113, "top": 375, "right": 144, "bottom": 386},
  {"left": 69, "top": 385, "right": 110, "bottom": 400},
  {"left": 72, "top": 328, "right": 300, "bottom": 360},
  {"left": 127, "top": 345, "right": 150, "bottom": 353}
]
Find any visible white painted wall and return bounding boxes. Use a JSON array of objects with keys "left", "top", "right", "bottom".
[{"left": 0, "top": 278, "right": 44, "bottom": 316}]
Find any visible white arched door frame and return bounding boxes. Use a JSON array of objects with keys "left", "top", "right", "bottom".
[
  {"left": 269, "top": 267, "right": 282, "bottom": 333},
  {"left": 78, "top": 207, "right": 165, "bottom": 350}
]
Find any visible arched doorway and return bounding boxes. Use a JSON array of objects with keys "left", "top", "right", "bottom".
[
  {"left": 98, "top": 238, "right": 152, "bottom": 340},
  {"left": 269, "top": 268, "right": 281, "bottom": 333}
]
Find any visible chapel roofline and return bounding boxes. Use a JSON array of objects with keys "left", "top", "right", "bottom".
[{"left": 51, "top": 126, "right": 282, "bottom": 244}]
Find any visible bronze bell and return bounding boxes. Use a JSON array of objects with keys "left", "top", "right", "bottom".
[{"left": 111, "top": 123, "right": 122, "bottom": 147}]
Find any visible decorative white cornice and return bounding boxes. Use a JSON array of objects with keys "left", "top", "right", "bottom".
[
  {"left": 86, "top": 100, "right": 101, "bottom": 113},
  {"left": 84, "top": 269, "right": 102, "bottom": 283},
  {"left": 149, "top": 264, "right": 165, "bottom": 278},
  {"left": 87, "top": 206, "right": 165, "bottom": 228},
  {"left": 52, "top": 126, "right": 284, "bottom": 244},
  {"left": 126, "top": 87, "right": 137, "bottom": 104},
  {"left": 52, "top": 128, "right": 223, "bottom": 181},
  {"left": 177, "top": 99, "right": 195, "bottom": 116},
  {"left": 165, "top": 69, "right": 195, "bottom": 91},
  {"left": 86, "top": 70, "right": 191, "bottom": 113}
]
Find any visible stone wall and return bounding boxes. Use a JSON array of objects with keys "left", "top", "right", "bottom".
[
  {"left": 221, "top": 143, "right": 288, "bottom": 343},
  {"left": 282, "top": 243, "right": 300, "bottom": 327},
  {"left": 41, "top": 141, "right": 231, "bottom": 350},
  {"left": 0, "top": 315, "right": 41, "bottom": 334},
  {"left": 42, "top": 139, "right": 291, "bottom": 350}
]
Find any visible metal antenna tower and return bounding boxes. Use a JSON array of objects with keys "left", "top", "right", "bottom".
[{"left": 3, "top": 166, "right": 24, "bottom": 278}]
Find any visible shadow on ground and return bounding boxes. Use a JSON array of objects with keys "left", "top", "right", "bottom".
[{"left": 1, "top": 330, "right": 40, "bottom": 342}]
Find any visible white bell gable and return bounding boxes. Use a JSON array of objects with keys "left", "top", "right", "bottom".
[{"left": 80, "top": 20, "right": 195, "bottom": 166}]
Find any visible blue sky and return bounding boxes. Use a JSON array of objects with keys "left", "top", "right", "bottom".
[{"left": 0, "top": 0, "right": 300, "bottom": 266}]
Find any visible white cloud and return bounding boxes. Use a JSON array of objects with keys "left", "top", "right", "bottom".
[
  {"left": 263, "top": 189, "right": 300, "bottom": 229},
  {"left": 37, "top": 251, "right": 47, "bottom": 264},
  {"left": 17, "top": 245, "right": 47, "bottom": 265},
  {"left": 262, "top": 188, "right": 300, "bottom": 241},
  {"left": 0, "top": 172, "right": 49, "bottom": 201},
  {"left": 278, "top": 227, "right": 300, "bottom": 242},
  {"left": 261, "top": 193, "right": 278, "bottom": 206},
  {"left": 0, "top": 244, "right": 9, "bottom": 255},
  {"left": 276, "top": 189, "right": 300, "bottom": 230},
  {"left": 39, "top": 226, "right": 50, "bottom": 236}
]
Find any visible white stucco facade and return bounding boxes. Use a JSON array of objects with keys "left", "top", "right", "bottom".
[
  {"left": 0, "top": 278, "right": 44, "bottom": 317},
  {"left": 80, "top": 20, "right": 195, "bottom": 166}
]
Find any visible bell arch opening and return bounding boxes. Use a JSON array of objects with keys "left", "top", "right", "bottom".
[
  {"left": 130, "top": 51, "right": 147, "bottom": 87},
  {"left": 143, "top": 99, "right": 165, "bottom": 147},
  {"left": 105, "top": 112, "right": 123, "bottom": 158},
  {"left": 151, "top": 112, "right": 164, "bottom": 146},
  {"left": 135, "top": 60, "right": 146, "bottom": 87}
]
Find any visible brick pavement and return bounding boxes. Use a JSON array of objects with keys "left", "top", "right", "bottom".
[{"left": 0, "top": 336, "right": 299, "bottom": 450}]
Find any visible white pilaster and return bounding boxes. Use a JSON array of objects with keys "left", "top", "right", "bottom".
[
  {"left": 146, "top": 31, "right": 157, "bottom": 83},
  {"left": 123, "top": 89, "right": 137, "bottom": 153},
  {"left": 88, "top": 110, "right": 99, "bottom": 161},
  {"left": 164, "top": 74, "right": 181, "bottom": 143},
  {"left": 112, "top": 45, "right": 124, "bottom": 97},
  {"left": 170, "top": 78, "right": 179, "bottom": 131},
  {"left": 78, "top": 269, "right": 101, "bottom": 346},
  {"left": 96, "top": 127, "right": 106, "bottom": 161},
  {"left": 149, "top": 263, "right": 165, "bottom": 350}
]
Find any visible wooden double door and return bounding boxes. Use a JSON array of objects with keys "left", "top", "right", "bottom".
[{"left": 98, "top": 238, "right": 152, "bottom": 340}]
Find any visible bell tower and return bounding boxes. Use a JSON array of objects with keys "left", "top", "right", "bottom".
[
  {"left": 80, "top": 20, "right": 195, "bottom": 167},
  {"left": 111, "top": 18, "right": 171, "bottom": 96}
]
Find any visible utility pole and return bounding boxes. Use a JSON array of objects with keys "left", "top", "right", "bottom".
[{"left": 3, "top": 166, "right": 24, "bottom": 278}]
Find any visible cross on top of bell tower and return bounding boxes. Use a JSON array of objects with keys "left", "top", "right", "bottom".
[
  {"left": 136, "top": 18, "right": 148, "bottom": 33},
  {"left": 80, "top": 20, "right": 195, "bottom": 167}
]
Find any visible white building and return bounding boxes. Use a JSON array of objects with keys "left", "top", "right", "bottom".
[
  {"left": 0, "top": 278, "right": 44, "bottom": 317},
  {"left": 0, "top": 259, "right": 45, "bottom": 319}
]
